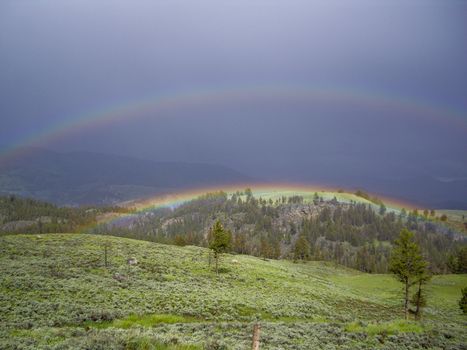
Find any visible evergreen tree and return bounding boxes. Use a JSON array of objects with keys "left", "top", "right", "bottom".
[
  {"left": 208, "top": 220, "right": 231, "bottom": 274},
  {"left": 410, "top": 272, "right": 431, "bottom": 320},
  {"left": 379, "top": 204, "right": 387, "bottom": 216},
  {"left": 447, "top": 247, "right": 467, "bottom": 273},
  {"left": 457, "top": 247, "right": 467, "bottom": 273},
  {"left": 400, "top": 208, "right": 407, "bottom": 219},
  {"left": 389, "top": 228, "right": 428, "bottom": 320},
  {"left": 293, "top": 234, "right": 310, "bottom": 261},
  {"left": 173, "top": 234, "right": 187, "bottom": 246},
  {"left": 233, "top": 232, "right": 248, "bottom": 254},
  {"left": 447, "top": 253, "right": 459, "bottom": 273},
  {"left": 313, "top": 192, "right": 319, "bottom": 204},
  {"left": 459, "top": 287, "right": 467, "bottom": 314}
]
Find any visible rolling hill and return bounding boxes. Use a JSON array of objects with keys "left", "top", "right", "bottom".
[
  {"left": 0, "top": 233, "right": 465, "bottom": 349},
  {"left": 2, "top": 188, "right": 465, "bottom": 274},
  {"left": 92, "top": 189, "right": 466, "bottom": 274}
]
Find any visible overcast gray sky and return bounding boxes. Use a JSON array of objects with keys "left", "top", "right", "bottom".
[{"left": 1, "top": 0, "right": 466, "bottom": 202}]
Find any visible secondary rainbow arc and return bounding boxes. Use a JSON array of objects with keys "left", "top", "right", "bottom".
[{"left": 1, "top": 84, "right": 466, "bottom": 163}]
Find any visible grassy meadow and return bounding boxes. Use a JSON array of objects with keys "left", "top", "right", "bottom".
[{"left": 0, "top": 233, "right": 465, "bottom": 349}]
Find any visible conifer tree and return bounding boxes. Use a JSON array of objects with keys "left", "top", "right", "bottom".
[
  {"left": 410, "top": 272, "right": 431, "bottom": 320},
  {"left": 379, "top": 204, "right": 387, "bottom": 216},
  {"left": 208, "top": 220, "right": 231, "bottom": 274},
  {"left": 459, "top": 287, "right": 467, "bottom": 314},
  {"left": 293, "top": 234, "right": 310, "bottom": 261},
  {"left": 389, "top": 228, "right": 428, "bottom": 319}
]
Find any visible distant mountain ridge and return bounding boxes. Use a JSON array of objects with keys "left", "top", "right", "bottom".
[
  {"left": 1, "top": 147, "right": 466, "bottom": 209},
  {"left": 0, "top": 148, "right": 252, "bottom": 205}
]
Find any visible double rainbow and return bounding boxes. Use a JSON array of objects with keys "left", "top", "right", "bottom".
[
  {"left": 2, "top": 84, "right": 466, "bottom": 163},
  {"left": 1, "top": 84, "right": 463, "bottom": 228}
]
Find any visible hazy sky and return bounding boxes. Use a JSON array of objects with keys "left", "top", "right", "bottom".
[{"left": 1, "top": 1, "right": 466, "bottom": 189}]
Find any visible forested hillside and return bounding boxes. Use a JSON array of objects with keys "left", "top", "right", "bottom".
[
  {"left": 92, "top": 190, "right": 467, "bottom": 274},
  {"left": 0, "top": 195, "right": 128, "bottom": 234},
  {"left": 2, "top": 190, "right": 465, "bottom": 274}
]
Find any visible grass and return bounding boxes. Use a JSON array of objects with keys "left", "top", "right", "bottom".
[
  {"left": 437, "top": 210, "right": 467, "bottom": 222},
  {"left": 345, "top": 320, "right": 424, "bottom": 335},
  {"left": 330, "top": 272, "right": 467, "bottom": 313},
  {"left": 248, "top": 189, "right": 378, "bottom": 207},
  {"left": 436, "top": 209, "right": 467, "bottom": 234},
  {"left": 0, "top": 233, "right": 465, "bottom": 349},
  {"left": 245, "top": 189, "right": 466, "bottom": 232},
  {"left": 125, "top": 336, "right": 202, "bottom": 350},
  {"left": 86, "top": 313, "right": 200, "bottom": 329}
]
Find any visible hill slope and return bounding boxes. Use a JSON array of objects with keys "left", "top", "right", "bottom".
[
  {"left": 97, "top": 190, "right": 465, "bottom": 274},
  {"left": 0, "top": 148, "right": 251, "bottom": 205},
  {"left": 0, "top": 234, "right": 465, "bottom": 349}
]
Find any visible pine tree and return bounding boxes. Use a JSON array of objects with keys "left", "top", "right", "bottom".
[
  {"left": 459, "top": 287, "right": 467, "bottom": 314},
  {"left": 410, "top": 272, "right": 431, "bottom": 320},
  {"left": 174, "top": 234, "right": 187, "bottom": 246},
  {"left": 457, "top": 247, "right": 467, "bottom": 273},
  {"left": 379, "top": 204, "right": 387, "bottom": 216},
  {"left": 208, "top": 220, "right": 231, "bottom": 274},
  {"left": 389, "top": 228, "right": 428, "bottom": 320},
  {"left": 293, "top": 234, "right": 310, "bottom": 261}
]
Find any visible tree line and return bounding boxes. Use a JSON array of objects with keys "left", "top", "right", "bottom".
[
  {"left": 203, "top": 220, "right": 466, "bottom": 320},
  {"left": 92, "top": 190, "right": 466, "bottom": 274},
  {"left": 0, "top": 195, "right": 131, "bottom": 234}
]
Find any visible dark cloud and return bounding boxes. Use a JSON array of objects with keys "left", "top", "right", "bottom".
[{"left": 1, "top": 0, "right": 466, "bottom": 204}]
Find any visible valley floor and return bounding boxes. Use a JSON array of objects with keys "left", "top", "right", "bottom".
[{"left": 0, "top": 234, "right": 465, "bottom": 349}]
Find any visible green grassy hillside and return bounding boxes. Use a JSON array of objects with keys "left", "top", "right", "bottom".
[
  {"left": 1, "top": 234, "right": 465, "bottom": 349},
  {"left": 437, "top": 210, "right": 467, "bottom": 233},
  {"left": 247, "top": 189, "right": 377, "bottom": 206}
]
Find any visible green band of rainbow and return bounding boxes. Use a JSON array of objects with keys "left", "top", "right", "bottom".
[
  {"left": 82, "top": 183, "right": 418, "bottom": 232},
  {"left": 2, "top": 84, "right": 466, "bottom": 163}
]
